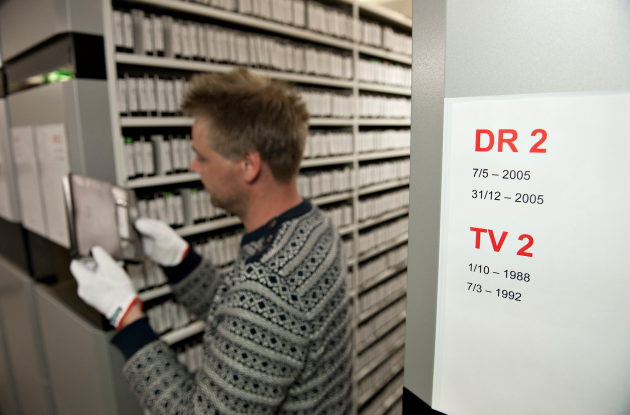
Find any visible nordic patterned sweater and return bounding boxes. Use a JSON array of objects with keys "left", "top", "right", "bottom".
[{"left": 112, "top": 200, "right": 353, "bottom": 415}]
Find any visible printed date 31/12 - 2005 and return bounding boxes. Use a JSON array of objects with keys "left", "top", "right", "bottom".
[{"left": 472, "top": 190, "right": 544, "bottom": 204}]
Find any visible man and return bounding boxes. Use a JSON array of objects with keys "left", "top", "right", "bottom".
[{"left": 70, "top": 67, "right": 353, "bottom": 414}]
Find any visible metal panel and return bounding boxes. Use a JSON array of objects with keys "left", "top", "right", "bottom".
[
  {"left": 444, "top": 0, "right": 630, "bottom": 98},
  {"left": 403, "top": 0, "right": 446, "bottom": 405},
  {"left": 71, "top": 80, "right": 117, "bottom": 183},
  {"left": 0, "top": 255, "right": 56, "bottom": 415},
  {"left": 405, "top": 0, "right": 630, "bottom": 408},
  {"left": 0, "top": 303, "right": 21, "bottom": 415},
  {"left": 0, "top": 0, "right": 103, "bottom": 60},
  {"left": 35, "top": 285, "right": 143, "bottom": 415},
  {"left": 0, "top": 99, "right": 20, "bottom": 222}
]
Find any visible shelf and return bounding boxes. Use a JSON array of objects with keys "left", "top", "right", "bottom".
[
  {"left": 358, "top": 83, "right": 411, "bottom": 96},
  {"left": 125, "top": 0, "right": 355, "bottom": 51},
  {"left": 338, "top": 224, "right": 354, "bottom": 236},
  {"left": 127, "top": 172, "right": 201, "bottom": 188},
  {"left": 309, "top": 118, "right": 354, "bottom": 126},
  {"left": 358, "top": 2, "right": 412, "bottom": 30},
  {"left": 358, "top": 45, "right": 412, "bottom": 65},
  {"left": 121, "top": 117, "right": 354, "bottom": 128},
  {"left": 382, "top": 385, "right": 404, "bottom": 415},
  {"left": 120, "top": 117, "right": 193, "bottom": 127},
  {"left": 359, "top": 149, "right": 410, "bottom": 162},
  {"left": 117, "top": 53, "right": 355, "bottom": 88},
  {"left": 357, "top": 309, "right": 406, "bottom": 354},
  {"left": 359, "top": 118, "right": 410, "bottom": 127},
  {"left": 177, "top": 216, "right": 242, "bottom": 237},
  {"left": 311, "top": 191, "right": 352, "bottom": 206},
  {"left": 138, "top": 285, "right": 172, "bottom": 302},
  {"left": 358, "top": 360, "right": 405, "bottom": 407},
  {"left": 356, "top": 336, "right": 405, "bottom": 382},
  {"left": 358, "top": 207, "right": 409, "bottom": 231},
  {"left": 359, "top": 178, "right": 410, "bottom": 196},
  {"left": 359, "top": 286, "right": 407, "bottom": 324},
  {"left": 359, "top": 232, "right": 408, "bottom": 263},
  {"left": 359, "top": 260, "right": 407, "bottom": 293},
  {"left": 301, "top": 155, "right": 354, "bottom": 168},
  {"left": 161, "top": 320, "right": 205, "bottom": 345}
]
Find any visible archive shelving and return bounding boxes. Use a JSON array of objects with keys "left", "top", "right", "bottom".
[{"left": 100, "top": 0, "right": 411, "bottom": 413}]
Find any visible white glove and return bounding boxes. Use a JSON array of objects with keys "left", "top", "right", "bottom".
[
  {"left": 70, "top": 246, "right": 141, "bottom": 329},
  {"left": 134, "top": 218, "right": 189, "bottom": 266}
]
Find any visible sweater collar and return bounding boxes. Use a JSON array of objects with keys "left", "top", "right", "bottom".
[{"left": 241, "top": 199, "right": 313, "bottom": 246}]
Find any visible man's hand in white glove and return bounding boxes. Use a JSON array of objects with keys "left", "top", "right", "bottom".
[
  {"left": 70, "top": 246, "right": 143, "bottom": 330},
  {"left": 134, "top": 218, "right": 189, "bottom": 266}
]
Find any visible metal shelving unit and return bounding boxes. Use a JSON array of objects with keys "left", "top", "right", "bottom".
[{"left": 101, "top": 0, "right": 411, "bottom": 413}]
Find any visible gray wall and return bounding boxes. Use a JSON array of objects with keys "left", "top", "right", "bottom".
[{"left": 405, "top": 0, "right": 630, "bottom": 405}]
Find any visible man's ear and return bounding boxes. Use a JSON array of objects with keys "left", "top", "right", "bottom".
[{"left": 242, "top": 151, "right": 261, "bottom": 183}]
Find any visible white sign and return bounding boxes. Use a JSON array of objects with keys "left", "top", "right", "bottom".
[
  {"left": 433, "top": 91, "right": 630, "bottom": 415},
  {"left": 12, "top": 126, "right": 47, "bottom": 236},
  {"left": 35, "top": 124, "right": 70, "bottom": 248}
]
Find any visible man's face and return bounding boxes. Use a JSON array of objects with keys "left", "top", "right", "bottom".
[{"left": 190, "top": 118, "right": 245, "bottom": 213}]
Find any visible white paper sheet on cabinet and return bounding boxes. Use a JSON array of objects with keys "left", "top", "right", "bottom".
[
  {"left": 12, "top": 126, "right": 47, "bottom": 236},
  {"left": 35, "top": 124, "right": 71, "bottom": 247}
]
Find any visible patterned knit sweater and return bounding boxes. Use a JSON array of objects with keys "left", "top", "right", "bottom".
[{"left": 112, "top": 200, "right": 353, "bottom": 415}]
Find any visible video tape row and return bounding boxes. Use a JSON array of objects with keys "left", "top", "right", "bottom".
[
  {"left": 356, "top": 296, "right": 406, "bottom": 348},
  {"left": 359, "top": 95, "right": 411, "bottom": 119},
  {"left": 344, "top": 238, "right": 354, "bottom": 261},
  {"left": 124, "top": 134, "right": 195, "bottom": 179},
  {"left": 358, "top": 243, "right": 408, "bottom": 286},
  {"left": 358, "top": 59, "right": 412, "bottom": 88},
  {"left": 356, "top": 318, "right": 406, "bottom": 370},
  {"left": 297, "top": 167, "right": 354, "bottom": 199},
  {"left": 135, "top": 187, "right": 231, "bottom": 228},
  {"left": 127, "top": 261, "right": 169, "bottom": 292},
  {"left": 359, "top": 271, "right": 407, "bottom": 318},
  {"left": 118, "top": 75, "right": 358, "bottom": 119},
  {"left": 361, "top": 372, "right": 404, "bottom": 415},
  {"left": 305, "top": 1, "right": 353, "bottom": 40},
  {"left": 359, "top": 216, "right": 409, "bottom": 255},
  {"left": 358, "top": 188, "right": 409, "bottom": 222},
  {"left": 191, "top": 229, "right": 243, "bottom": 267},
  {"left": 113, "top": 9, "right": 353, "bottom": 80},
  {"left": 146, "top": 297, "right": 196, "bottom": 335},
  {"left": 176, "top": 339, "right": 204, "bottom": 373},
  {"left": 299, "top": 89, "right": 355, "bottom": 118},
  {"left": 321, "top": 203, "right": 353, "bottom": 229},
  {"left": 303, "top": 131, "right": 353, "bottom": 159},
  {"left": 360, "top": 20, "right": 412, "bottom": 56},
  {"left": 358, "top": 129, "right": 410, "bottom": 153},
  {"left": 117, "top": 75, "right": 189, "bottom": 117},
  {"left": 359, "top": 345, "right": 405, "bottom": 398},
  {"left": 358, "top": 158, "right": 410, "bottom": 188}
]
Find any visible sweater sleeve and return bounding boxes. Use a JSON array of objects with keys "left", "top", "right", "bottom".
[
  {"left": 121, "top": 272, "right": 311, "bottom": 415},
  {"left": 167, "top": 256, "right": 224, "bottom": 320}
]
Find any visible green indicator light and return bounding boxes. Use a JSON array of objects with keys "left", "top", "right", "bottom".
[
  {"left": 125, "top": 137, "right": 133, "bottom": 144},
  {"left": 166, "top": 192, "right": 173, "bottom": 197},
  {"left": 43, "top": 70, "right": 74, "bottom": 84},
  {"left": 191, "top": 189, "right": 197, "bottom": 193}
]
